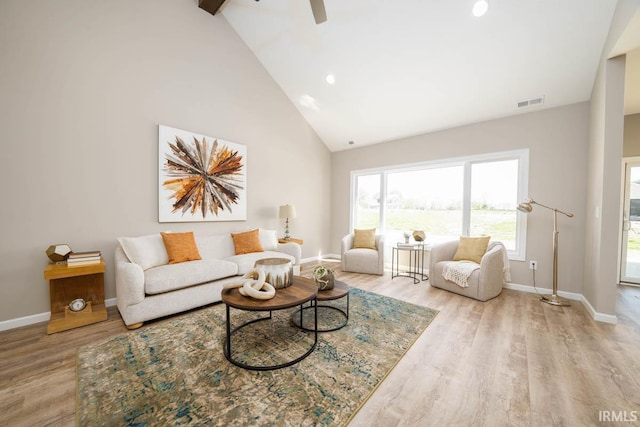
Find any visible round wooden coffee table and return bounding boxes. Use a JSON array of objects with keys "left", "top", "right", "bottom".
[
  {"left": 291, "top": 280, "right": 349, "bottom": 332},
  {"left": 222, "top": 276, "right": 318, "bottom": 371}
]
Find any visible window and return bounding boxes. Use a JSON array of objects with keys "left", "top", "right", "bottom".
[
  {"left": 353, "top": 174, "right": 381, "bottom": 229},
  {"left": 385, "top": 166, "right": 464, "bottom": 244},
  {"left": 469, "top": 159, "right": 519, "bottom": 251},
  {"left": 350, "top": 150, "right": 528, "bottom": 260}
]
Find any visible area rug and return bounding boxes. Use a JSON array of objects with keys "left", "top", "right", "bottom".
[{"left": 76, "top": 288, "right": 438, "bottom": 426}]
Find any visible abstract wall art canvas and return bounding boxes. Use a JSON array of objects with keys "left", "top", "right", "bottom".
[{"left": 158, "top": 125, "right": 247, "bottom": 222}]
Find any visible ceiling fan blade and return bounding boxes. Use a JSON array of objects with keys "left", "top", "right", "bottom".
[{"left": 310, "top": 0, "right": 327, "bottom": 24}]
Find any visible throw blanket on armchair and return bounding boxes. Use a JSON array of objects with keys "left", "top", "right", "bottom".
[
  {"left": 441, "top": 241, "right": 511, "bottom": 288},
  {"left": 441, "top": 260, "right": 480, "bottom": 288}
]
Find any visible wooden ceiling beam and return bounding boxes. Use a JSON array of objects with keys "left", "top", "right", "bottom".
[{"left": 198, "top": 0, "right": 227, "bottom": 16}]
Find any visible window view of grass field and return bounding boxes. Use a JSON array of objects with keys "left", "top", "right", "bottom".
[
  {"left": 354, "top": 158, "right": 520, "bottom": 251},
  {"left": 624, "top": 165, "right": 640, "bottom": 280}
]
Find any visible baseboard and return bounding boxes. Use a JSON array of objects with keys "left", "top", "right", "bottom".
[
  {"left": 580, "top": 295, "right": 618, "bottom": 324},
  {"left": 503, "top": 283, "right": 618, "bottom": 324},
  {"left": 0, "top": 282, "right": 619, "bottom": 331},
  {"left": 503, "top": 282, "right": 581, "bottom": 300},
  {"left": 0, "top": 297, "right": 118, "bottom": 332},
  {"left": 300, "top": 254, "right": 341, "bottom": 264}
]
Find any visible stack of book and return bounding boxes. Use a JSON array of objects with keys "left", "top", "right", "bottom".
[{"left": 67, "top": 251, "right": 101, "bottom": 267}]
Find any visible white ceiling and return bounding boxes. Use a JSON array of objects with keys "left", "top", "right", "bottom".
[{"left": 222, "top": 0, "right": 619, "bottom": 151}]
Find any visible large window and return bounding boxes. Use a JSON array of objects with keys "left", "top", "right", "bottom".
[{"left": 351, "top": 150, "right": 528, "bottom": 260}]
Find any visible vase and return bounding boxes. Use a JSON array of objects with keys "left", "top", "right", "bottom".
[
  {"left": 412, "top": 230, "right": 426, "bottom": 242},
  {"left": 314, "top": 271, "right": 335, "bottom": 290}
]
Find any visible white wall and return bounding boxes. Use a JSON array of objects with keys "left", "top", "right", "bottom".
[
  {"left": 0, "top": 0, "right": 332, "bottom": 322},
  {"left": 331, "top": 103, "right": 590, "bottom": 292}
]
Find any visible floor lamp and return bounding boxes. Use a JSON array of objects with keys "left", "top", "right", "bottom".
[{"left": 517, "top": 198, "right": 574, "bottom": 306}]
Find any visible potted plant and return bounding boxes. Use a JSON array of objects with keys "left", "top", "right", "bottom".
[{"left": 312, "top": 265, "right": 335, "bottom": 290}]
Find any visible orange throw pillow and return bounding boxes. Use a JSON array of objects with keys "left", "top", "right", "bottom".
[
  {"left": 231, "top": 229, "right": 264, "bottom": 255},
  {"left": 160, "top": 232, "right": 202, "bottom": 264}
]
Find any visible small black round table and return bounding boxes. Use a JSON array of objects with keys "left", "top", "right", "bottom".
[{"left": 291, "top": 280, "right": 349, "bottom": 332}]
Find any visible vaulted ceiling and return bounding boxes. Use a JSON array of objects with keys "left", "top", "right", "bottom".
[{"left": 220, "top": 0, "right": 621, "bottom": 151}]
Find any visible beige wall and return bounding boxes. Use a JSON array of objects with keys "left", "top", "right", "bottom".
[
  {"left": 331, "top": 103, "right": 590, "bottom": 292},
  {"left": 0, "top": 0, "right": 331, "bottom": 322},
  {"left": 624, "top": 113, "right": 640, "bottom": 156},
  {"left": 584, "top": 0, "right": 640, "bottom": 317}
]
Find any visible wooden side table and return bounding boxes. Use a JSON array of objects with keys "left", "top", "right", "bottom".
[
  {"left": 278, "top": 237, "right": 303, "bottom": 245},
  {"left": 43, "top": 259, "right": 108, "bottom": 334}
]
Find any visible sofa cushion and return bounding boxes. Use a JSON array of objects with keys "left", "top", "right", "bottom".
[
  {"left": 118, "top": 234, "right": 168, "bottom": 270},
  {"left": 161, "top": 231, "right": 202, "bottom": 264},
  {"left": 231, "top": 229, "right": 264, "bottom": 255},
  {"left": 195, "top": 233, "right": 236, "bottom": 260},
  {"left": 453, "top": 236, "right": 490, "bottom": 264},
  {"left": 353, "top": 228, "right": 376, "bottom": 249},
  {"left": 259, "top": 229, "right": 278, "bottom": 251},
  {"left": 144, "top": 259, "right": 238, "bottom": 295},
  {"left": 225, "top": 251, "right": 296, "bottom": 275}
]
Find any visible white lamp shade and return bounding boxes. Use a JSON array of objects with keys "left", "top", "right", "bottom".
[{"left": 279, "top": 204, "right": 296, "bottom": 219}]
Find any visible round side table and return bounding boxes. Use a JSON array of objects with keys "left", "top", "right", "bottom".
[{"left": 292, "top": 280, "right": 349, "bottom": 332}]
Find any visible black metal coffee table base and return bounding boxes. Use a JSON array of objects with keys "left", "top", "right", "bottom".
[
  {"left": 224, "top": 303, "right": 317, "bottom": 371},
  {"left": 221, "top": 277, "right": 318, "bottom": 371},
  {"left": 291, "top": 280, "right": 350, "bottom": 332}
]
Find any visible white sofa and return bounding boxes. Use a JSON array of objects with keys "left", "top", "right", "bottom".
[{"left": 115, "top": 229, "right": 301, "bottom": 328}]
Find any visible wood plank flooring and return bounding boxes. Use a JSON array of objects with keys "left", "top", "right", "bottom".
[{"left": 1, "top": 261, "right": 639, "bottom": 426}]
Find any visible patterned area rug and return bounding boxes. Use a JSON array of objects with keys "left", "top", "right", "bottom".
[{"left": 76, "top": 288, "right": 438, "bottom": 426}]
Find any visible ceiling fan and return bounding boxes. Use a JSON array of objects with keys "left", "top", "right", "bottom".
[
  {"left": 199, "top": 0, "right": 327, "bottom": 25},
  {"left": 253, "top": 0, "right": 327, "bottom": 24},
  {"left": 309, "top": 0, "right": 327, "bottom": 24}
]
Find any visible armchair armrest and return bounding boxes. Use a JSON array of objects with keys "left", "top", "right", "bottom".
[
  {"left": 429, "top": 240, "right": 459, "bottom": 272},
  {"left": 375, "top": 235, "right": 385, "bottom": 272},
  {"left": 479, "top": 245, "right": 505, "bottom": 286},
  {"left": 341, "top": 234, "right": 354, "bottom": 271},
  {"left": 341, "top": 234, "right": 354, "bottom": 255}
]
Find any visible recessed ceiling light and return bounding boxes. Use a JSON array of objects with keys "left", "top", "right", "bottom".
[
  {"left": 325, "top": 74, "right": 336, "bottom": 85},
  {"left": 472, "top": 0, "right": 489, "bottom": 17}
]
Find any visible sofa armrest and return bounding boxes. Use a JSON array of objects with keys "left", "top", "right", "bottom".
[
  {"left": 115, "top": 246, "right": 145, "bottom": 307},
  {"left": 276, "top": 242, "right": 301, "bottom": 265}
]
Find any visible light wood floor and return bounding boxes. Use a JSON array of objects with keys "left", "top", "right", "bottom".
[{"left": 1, "top": 261, "right": 639, "bottom": 427}]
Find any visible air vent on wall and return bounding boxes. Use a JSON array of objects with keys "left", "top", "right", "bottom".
[{"left": 517, "top": 96, "right": 545, "bottom": 109}]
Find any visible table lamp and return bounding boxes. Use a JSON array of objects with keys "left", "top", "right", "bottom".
[{"left": 279, "top": 204, "right": 296, "bottom": 240}]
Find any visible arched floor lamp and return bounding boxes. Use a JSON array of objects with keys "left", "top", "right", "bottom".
[{"left": 517, "top": 198, "right": 574, "bottom": 306}]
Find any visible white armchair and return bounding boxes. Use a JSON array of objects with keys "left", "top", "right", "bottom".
[
  {"left": 341, "top": 233, "right": 385, "bottom": 275},
  {"left": 429, "top": 240, "right": 506, "bottom": 301}
]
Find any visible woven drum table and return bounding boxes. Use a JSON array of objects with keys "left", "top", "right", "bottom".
[{"left": 254, "top": 257, "right": 293, "bottom": 289}]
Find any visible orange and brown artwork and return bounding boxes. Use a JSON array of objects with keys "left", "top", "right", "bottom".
[{"left": 159, "top": 126, "right": 246, "bottom": 222}]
